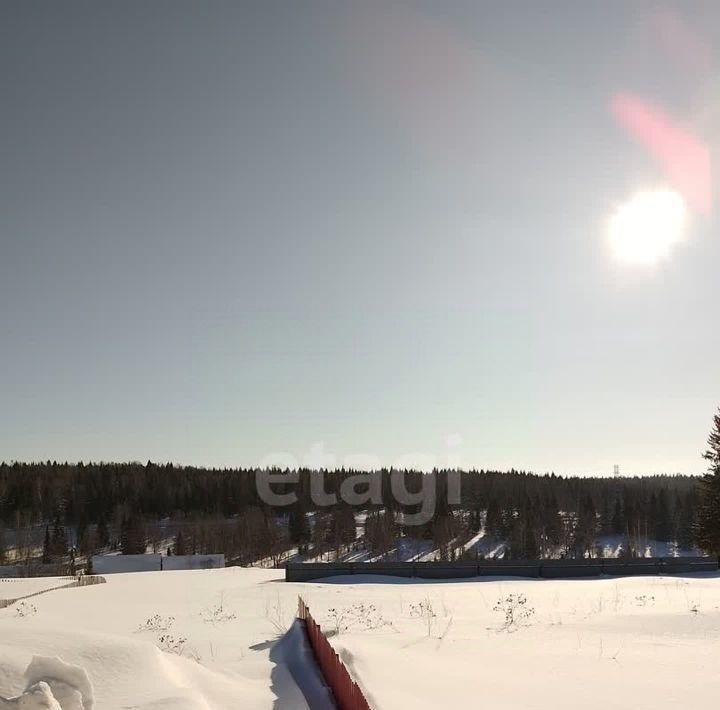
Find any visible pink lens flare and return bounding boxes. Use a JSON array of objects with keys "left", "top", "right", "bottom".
[{"left": 610, "top": 92, "right": 712, "bottom": 214}]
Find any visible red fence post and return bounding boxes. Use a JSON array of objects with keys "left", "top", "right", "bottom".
[{"left": 296, "top": 596, "right": 372, "bottom": 710}]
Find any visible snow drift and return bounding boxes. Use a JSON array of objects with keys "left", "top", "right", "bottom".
[{"left": 0, "top": 656, "right": 93, "bottom": 710}]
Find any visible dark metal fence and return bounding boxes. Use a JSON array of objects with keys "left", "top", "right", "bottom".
[
  {"left": 297, "top": 596, "right": 371, "bottom": 710},
  {"left": 287, "top": 557, "right": 719, "bottom": 582}
]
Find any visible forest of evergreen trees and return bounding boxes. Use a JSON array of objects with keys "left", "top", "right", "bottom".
[{"left": 0, "top": 460, "right": 704, "bottom": 568}]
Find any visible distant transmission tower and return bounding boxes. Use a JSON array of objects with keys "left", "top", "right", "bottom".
[{"left": 613, "top": 464, "right": 620, "bottom": 477}]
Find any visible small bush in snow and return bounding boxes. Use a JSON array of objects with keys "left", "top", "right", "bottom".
[
  {"left": 409, "top": 597, "right": 437, "bottom": 637},
  {"left": 634, "top": 595, "right": 655, "bottom": 607},
  {"left": 157, "top": 634, "right": 201, "bottom": 662},
  {"left": 137, "top": 614, "right": 175, "bottom": 632},
  {"left": 264, "top": 593, "right": 288, "bottom": 634},
  {"left": 157, "top": 633, "right": 187, "bottom": 654},
  {"left": 326, "top": 603, "right": 392, "bottom": 635},
  {"left": 15, "top": 601, "right": 38, "bottom": 617},
  {"left": 201, "top": 600, "right": 236, "bottom": 625},
  {"left": 493, "top": 593, "right": 535, "bottom": 632},
  {"left": 136, "top": 619, "right": 201, "bottom": 662}
]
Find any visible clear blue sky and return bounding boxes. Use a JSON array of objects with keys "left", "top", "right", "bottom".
[{"left": 1, "top": 1, "right": 718, "bottom": 475}]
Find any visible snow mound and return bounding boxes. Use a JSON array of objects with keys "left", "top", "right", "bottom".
[
  {"left": 24, "top": 658, "right": 93, "bottom": 710},
  {"left": 0, "top": 657, "right": 92, "bottom": 710},
  {"left": 0, "top": 681, "right": 61, "bottom": 709},
  {"left": 0, "top": 625, "right": 270, "bottom": 709}
]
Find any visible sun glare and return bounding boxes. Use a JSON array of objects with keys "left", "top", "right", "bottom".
[{"left": 608, "top": 189, "right": 686, "bottom": 266}]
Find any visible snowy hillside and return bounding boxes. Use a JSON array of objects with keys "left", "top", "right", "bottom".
[{"left": 1, "top": 567, "right": 719, "bottom": 708}]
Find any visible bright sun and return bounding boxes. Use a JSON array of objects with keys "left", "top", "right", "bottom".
[{"left": 608, "top": 189, "right": 687, "bottom": 266}]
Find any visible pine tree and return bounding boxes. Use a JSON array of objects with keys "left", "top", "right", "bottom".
[
  {"left": 288, "top": 504, "right": 311, "bottom": 551},
  {"left": 695, "top": 409, "right": 720, "bottom": 554},
  {"left": 509, "top": 497, "right": 538, "bottom": 559},
  {"left": 50, "top": 516, "right": 68, "bottom": 559},
  {"left": 432, "top": 513, "right": 456, "bottom": 561},
  {"left": 42, "top": 525, "right": 52, "bottom": 564},
  {"left": 677, "top": 492, "right": 697, "bottom": 550},
  {"left": 599, "top": 496, "right": 613, "bottom": 536},
  {"left": 97, "top": 516, "right": 110, "bottom": 548},
  {"left": 611, "top": 497, "right": 625, "bottom": 535},
  {"left": 78, "top": 526, "right": 98, "bottom": 558},
  {"left": 338, "top": 506, "right": 357, "bottom": 549},
  {"left": 542, "top": 495, "right": 563, "bottom": 548},
  {"left": 573, "top": 495, "right": 598, "bottom": 558},
  {"left": 485, "top": 499, "right": 503, "bottom": 537},
  {"left": 76, "top": 517, "right": 87, "bottom": 552},
  {"left": 120, "top": 515, "right": 147, "bottom": 555},
  {"left": 174, "top": 529, "right": 187, "bottom": 556},
  {"left": 654, "top": 489, "right": 672, "bottom": 542}
]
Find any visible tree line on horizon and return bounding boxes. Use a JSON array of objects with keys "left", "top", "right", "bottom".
[
  {"left": 0, "top": 409, "right": 718, "bottom": 568},
  {"left": 0, "top": 463, "right": 706, "bottom": 569}
]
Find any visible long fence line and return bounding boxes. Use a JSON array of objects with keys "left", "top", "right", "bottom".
[
  {"left": 297, "top": 596, "right": 372, "bottom": 710},
  {"left": 287, "top": 556, "right": 720, "bottom": 582},
  {"left": 0, "top": 575, "right": 107, "bottom": 609}
]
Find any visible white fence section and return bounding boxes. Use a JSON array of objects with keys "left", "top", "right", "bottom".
[
  {"left": 92, "top": 554, "right": 162, "bottom": 574},
  {"left": 162, "top": 554, "right": 225, "bottom": 570},
  {"left": 91, "top": 554, "right": 226, "bottom": 574},
  {"left": 0, "top": 576, "right": 106, "bottom": 608}
]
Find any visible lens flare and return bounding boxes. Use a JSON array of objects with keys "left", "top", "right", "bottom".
[
  {"left": 610, "top": 93, "right": 712, "bottom": 215},
  {"left": 608, "top": 189, "right": 686, "bottom": 266}
]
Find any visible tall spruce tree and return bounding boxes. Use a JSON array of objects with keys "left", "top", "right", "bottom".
[
  {"left": 50, "top": 515, "right": 68, "bottom": 559},
  {"left": 654, "top": 489, "right": 672, "bottom": 542},
  {"left": 97, "top": 516, "right": 110, "bottom": 548},
  {"left": 573, "top": 495, "right": 598, "bottom": 558},
  {"left": 174, "top": 529, "right": 187, "bottom": 556},
  {"left": 611, "top": 497, "right": 624, "bottom": 535},
  {"left": 120, "top": 514, "right": 147, "bottom": 555},
  {"left": 695, "top": 409, "right": 720, "bottom": 554},
  {"left": 485, "top": 499, "right": 503, "bottom": 537},
  {"left": 288, "top": 504, "right": 311, "bottom": 552},
  {"left": 42, "top": 525, "right": 52, "bottom": 564}
]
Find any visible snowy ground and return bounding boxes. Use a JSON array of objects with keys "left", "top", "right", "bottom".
[
  {"left": 1, "top": 568, "right": 719, "bottom": 708},
  {"left": 317, "top": 573, "right": 720, "bottom": 709}
]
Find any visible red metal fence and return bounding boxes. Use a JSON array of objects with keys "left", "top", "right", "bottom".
[{"left": 297, "top": 596, "right": 372, "bottom": 710}]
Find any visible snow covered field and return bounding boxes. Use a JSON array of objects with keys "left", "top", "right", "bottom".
[{"left": 1, "top": 567, "right": 719, "bottom": 708}]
